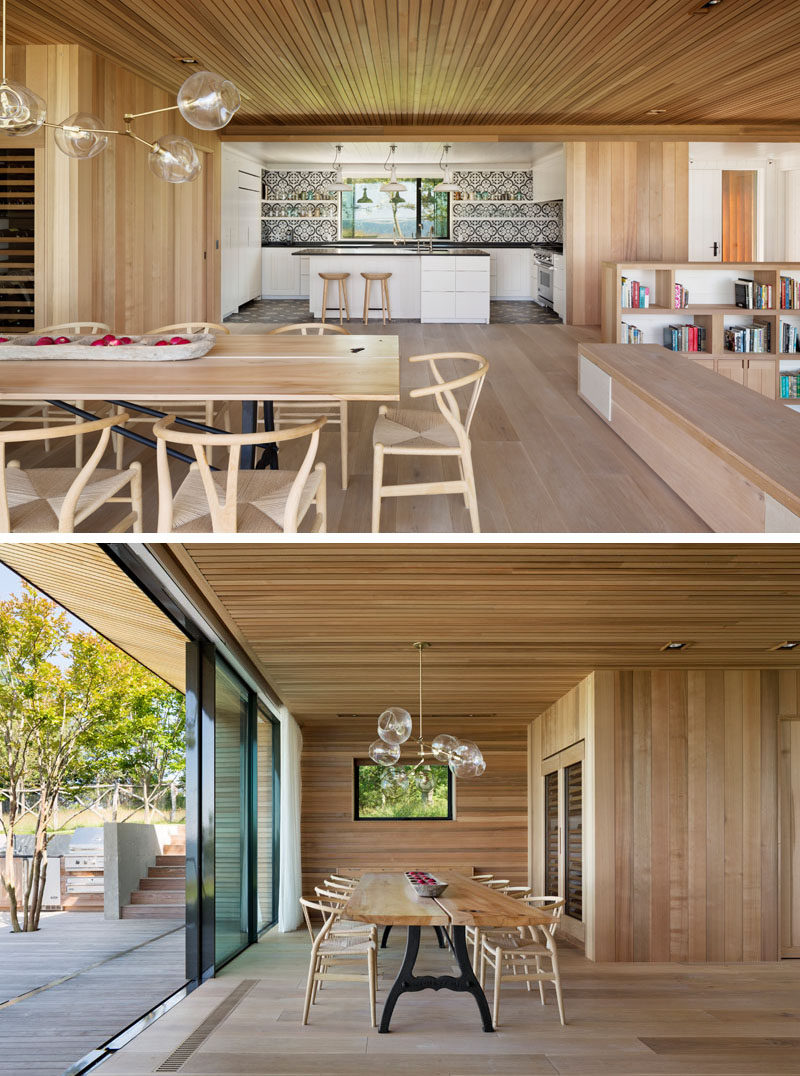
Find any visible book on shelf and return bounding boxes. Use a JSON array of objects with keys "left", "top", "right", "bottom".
[
  {"left": 780, "top": 275, "right": 800, "bottom": 310},
  {"left": 620, "top": 277, "right": 650, "bottom": 308},
  {"left": 734, "top": 278, "right": 774, "bottom": 310},
  {"left": 674, "top": 283, "right": 689, "bottom": 308},
  {"left": 663, "top": 324, "right": 706, "bottom": 352},
  {"left": 724, "top": 321, "right": 770, "bottom": 353},
  {"left": 780, "top": 321, "right": 800, "bottom": 353},
  {"left": 620, "top": 322, "right": 643, "bottom": 343},
  {"left": 780, "top": 372, "right": 800, "bottom": 399}
]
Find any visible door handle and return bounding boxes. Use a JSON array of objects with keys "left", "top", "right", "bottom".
[{"left": 712, "top": 241, "right": 719, "bottom": 257}]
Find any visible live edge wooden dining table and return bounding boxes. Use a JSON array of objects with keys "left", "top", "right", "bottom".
[
  {"left": 343, "top": 871, "right": 552, "bottom": 1034},
  {"left": 0, "top": 334, "right": 400, "bottom": 469}
]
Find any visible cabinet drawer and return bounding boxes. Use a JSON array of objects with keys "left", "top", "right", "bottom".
[
  {"left": 455, "top": 292, "right": 489, "bottom": 319},
  {"left": 421, "top": 256, "right": 455, "bottom": 270},
  {"left": 456, "top": 258, "right": 490, "bottom": 272},
  {"left": 421, "top": 293, "right": 456, "bottom": 319},
  {"left": 421, "top": 270, "right": 456, "bottom": 293}
]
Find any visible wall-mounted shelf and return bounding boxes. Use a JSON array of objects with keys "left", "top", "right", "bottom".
[{"left": 262, "top": 198, "right": 337, "bottom": 205}]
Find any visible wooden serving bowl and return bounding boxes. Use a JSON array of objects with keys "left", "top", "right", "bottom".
[{"left": 405, "top": 870, "right": 448, "bottom": 898}]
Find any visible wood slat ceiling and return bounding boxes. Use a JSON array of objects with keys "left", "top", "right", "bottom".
[
  {"left": 9, "top": 0, "right": 800, "bottom": 134},
  {"left": 0, "top": 543, "right": 187, "bottom": 692},
  {"left": 179, "top": 542, "right": 800, "bottom": 722}
]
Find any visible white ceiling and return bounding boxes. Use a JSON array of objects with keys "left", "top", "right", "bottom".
[
  {"left": 689, "top": 142, "right": 800, "bottom": 162},
  {"left": 226, "top": 141, "right": 562, "bottom": 171}
]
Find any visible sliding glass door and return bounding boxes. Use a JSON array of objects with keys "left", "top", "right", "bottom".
[{"left": 214, "top": 660, "right": 249, "bottom": 965}]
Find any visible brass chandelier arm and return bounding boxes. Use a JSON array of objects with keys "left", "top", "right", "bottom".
[
  {"left": 42, "top": 120, "right": 122, "bottom": 137},
  {"left": 124, "top": 104, "right": 180, "bottom": 122}
]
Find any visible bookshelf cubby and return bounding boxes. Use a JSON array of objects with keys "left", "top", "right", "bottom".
[{"left": 602, "top": 262, "right": 800, "bottom": 403}]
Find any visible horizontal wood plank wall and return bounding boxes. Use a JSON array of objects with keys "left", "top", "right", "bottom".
[
  {"left": 565, "top": 141, "right": 689, "bottom": 326},
  {"left": 300, "top": 717, "right": 528, "bottom": 897},
  {"left": 601, "top": 668, "right": 800, "bottom": 963},
  {"left": 5, "top": 44, "right": 220, "bottom": 331}
]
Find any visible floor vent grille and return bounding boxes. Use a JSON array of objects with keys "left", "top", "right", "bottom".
[{"left": 156, "top": 979, "right": 257, "bottom": 1072}]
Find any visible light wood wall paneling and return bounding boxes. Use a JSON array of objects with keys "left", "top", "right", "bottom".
[
  {"left": 300, "top": 716, "right": 528, "bottom": 898},
  {"left": 565, "top": 141, "right": 689, "bottom": 326}
]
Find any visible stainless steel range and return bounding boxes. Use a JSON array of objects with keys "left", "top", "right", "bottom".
[{"left": 534, "top": 248, "right": 554, "bottom": 307}]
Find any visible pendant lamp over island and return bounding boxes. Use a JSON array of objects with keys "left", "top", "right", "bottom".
[
  {"left": 367, "top": 643, "right": 486, "bottom": 798},
  {"left": 434, "top": 144, "right": 461, "bottom": 193},
  {"left": 0, "top": 0, "right": 239, "bottom": 183},
  {"left": 379, "top": 144, "right": 407, "bottom": 193},
  {"left": 328, "top": 144, "right": 353, "bottom": 193}
]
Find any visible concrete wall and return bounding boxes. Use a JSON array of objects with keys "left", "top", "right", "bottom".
[{"left": 103, "top": 823, "right": 173, "bottom": 919}]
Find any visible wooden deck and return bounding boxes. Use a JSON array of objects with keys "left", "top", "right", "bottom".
[
  {"left": 98, "top": 927, "right": 800, "bottom": 1076},
  {"left": 0, "top": 911, "right": 185, "bottom": 1076},
  {"left": 11, "top": 322, "right": 708, "bottom": 533}
]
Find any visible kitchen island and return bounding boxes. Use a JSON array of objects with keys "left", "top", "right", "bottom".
[{"left": 293, "top": 246, "right": 491, "bottom": 323}]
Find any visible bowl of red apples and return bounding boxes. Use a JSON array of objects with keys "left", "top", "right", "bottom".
[{"left": 0, "top": 331, "right": 215, "bottom": 361}]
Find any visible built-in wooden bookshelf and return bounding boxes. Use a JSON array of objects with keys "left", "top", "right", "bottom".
[
  {"left": 601, "top": 262, "right": 800, "bottom": 404},
  {"left": 0, "top": 147, "right": 35, "bottom": 332}
]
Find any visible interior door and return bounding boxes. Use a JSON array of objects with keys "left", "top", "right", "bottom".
[
  {"left": 780, "top": 718, "right": 800, "bottom": 958},
  {"left": 722, "top": 170, "right": 757, "bottom": 262},
  {"left": 689, "top": 170, "right": 722, "bottom": 261}
]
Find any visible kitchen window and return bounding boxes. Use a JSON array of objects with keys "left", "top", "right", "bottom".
[{"left": 340, "top": 178, "right": 449, "bottom": 240}]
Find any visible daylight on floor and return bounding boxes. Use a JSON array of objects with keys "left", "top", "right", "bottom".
[{"left": 0, "top": 542, "right": 799, "bottom": 1076}]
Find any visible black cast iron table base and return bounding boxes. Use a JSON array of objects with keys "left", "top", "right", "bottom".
[
  {"left": 241, "top": 400, "right": 278, "bottom": 470},
  {"left": 380, "top": 924, "right": 447, "bottom": 950},
  {"left": 379, "top": 924, "right": 494, "bottom": 1033}
]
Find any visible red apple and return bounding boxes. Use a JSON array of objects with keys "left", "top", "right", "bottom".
[
  {"left": 101, "top": 333, "right": 116, "bottom": 343},
  {"left": 107, "top": 338, "right": 123, "bottom": 346},
  {"left": 172, "top": 337, "right": 190, "bottom": 345},
  {"left": 118, "top": 336, "right": 132, "bottom": 345},
  {"left": 54, "top": 336, "right": 71, "bottom": 344},
  {"left": 154, "top": 340, "right": 168, "bottom": 346},
  {"left": 0, "top": 337, "right": 8, "bottom": 343},
  {"left": 35, "top": 336, "right": 54, "bottom": 345},
  {"left": 90, "top": 339, "right": 107, "bottom": 346}
]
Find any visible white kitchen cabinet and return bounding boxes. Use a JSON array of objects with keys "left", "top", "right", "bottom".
[
  {"left": 237, "top": 171, "right": 262, "bottom": 305},
  {"left": 420, "top": 255, "right": 490, "bottom": 323},
  {"left": 220, "top": 154, "right": 240, "bottom": 318},
  {"left": 490, "top": 248, "right": 533, "bottom": 299},
  {"left": 221, "top": 154, "right": 263, "bottom": 315},
  {"left": 552, "top": 253, "right": 565, "bottom": 320},
  {"left": 262, "top": 247, "right": 303, "bottom": 298}
]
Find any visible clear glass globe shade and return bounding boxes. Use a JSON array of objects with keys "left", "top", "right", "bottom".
[
  {"left": 393, "top": 769, "right": 410, "bottom": 791},
  {"left": 148, "top": 135, "right": 202, "bottom": 183},
  {"left": 368, "top": 738, "right": 400, "bottom": 766},
  {"left": 416, "top": 769, "right": 434, "bottom": 793},
  {"left": 377, "top": 706, "right": 412, "bottom": 745},
  {"left": 54, "top": 113, "right": 108, "bottom": 159},
  {"left": 177, "top": 70, "right": 241, "bottom": 130},
  {"left": 380, "top": 770, "right": 397, "bottom": 792},
  {"left": 455, "top": 740, "right": 483, "bottom": 767},
  {"left": 0, "top": 80, "right": 46, "bottom": 135},
  {"left": 431, "top": 733, "right": 459, "bottom": 761}
]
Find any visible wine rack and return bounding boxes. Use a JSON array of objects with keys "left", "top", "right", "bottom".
[
  {"left": 544, "top": 770, "right": 559, "bottom": 897},
  {"left": 564, "top": 761, "right": 583, "bottom": 921},
  {"left": 0, "top": 147, "right": 35, "bottom": 332}
]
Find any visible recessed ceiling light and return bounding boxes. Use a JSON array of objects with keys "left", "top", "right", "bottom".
[
  {"left": 646, "top": 109, "right": 666, "bottom": 115},
  {"left": 660, "top": 640, "right": 692, "bottom": 651},
  {"left": 174, "top": 56, "right": 199, "bottom": 64},
  {"left": 770, "top": 640, "right": 800, "bottom": 651}
]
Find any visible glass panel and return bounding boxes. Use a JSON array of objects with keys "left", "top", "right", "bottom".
[
  {"left": 564, "top": 761, "right": 583, "bottom": 920},
  {"left": 256, "top": 709, "right": 276, "bottom": 931},
  {"left": 419, "top": 178, "right": 450, "bottom": 238},
  {"left": 544, "top": 770, "right": 559, "bottom": 896},
  {"left": 214, "top": 661, "right": 248, "bottom": 964}
]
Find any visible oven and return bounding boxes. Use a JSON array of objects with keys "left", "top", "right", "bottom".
[{"left": 534, "top": 250, "right": 554, "bottom": 307}]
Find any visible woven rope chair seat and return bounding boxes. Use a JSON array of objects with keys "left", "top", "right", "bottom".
[
  {"left": 6, "top": 465, "right": 137, "bottom": 531},
  {"left": 170, "top": 467, "right": 323, "bottom": 533},
  {"left": 373, "top": 407, "right": 460, "bottom": 451}
]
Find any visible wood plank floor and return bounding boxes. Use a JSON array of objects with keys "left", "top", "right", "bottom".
[
  {"left": 12, "top": 323, "right": 708, "bottom": 533},
  {"left": 99, "top": 928, "right": 800, "bottom": 1076},
  {"left": 0, "top": 912, "right": 186, "bottom": 1076}
]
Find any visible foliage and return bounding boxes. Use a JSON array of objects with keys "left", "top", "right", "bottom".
[
  {"left": 0, "top": 583, "right": 184, "bottom": 931},
  {"left": 356, "top": 762, "right": 450, "bottom": 819}
]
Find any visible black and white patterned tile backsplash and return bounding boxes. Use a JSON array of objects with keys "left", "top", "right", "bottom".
[
  {"left": 262, "top": 219, "right": 338, "bottom": 244},
  {"left": 262, "top": 169, "right": 337, "bottom": 200},
  {"left": 451, "top": 170, "right": 534, "bottom": 200},
  {"left": 451, "top": 193, "right": 562, "bottom": 245}
]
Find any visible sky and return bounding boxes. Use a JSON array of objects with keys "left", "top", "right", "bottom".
[{"left": 0, "top": 562, "right": 93, "bottom": 634}]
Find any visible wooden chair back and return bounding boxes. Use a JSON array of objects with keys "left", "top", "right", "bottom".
[
  {"left": 146, "top": 321, "right": 230, "bottom": 335},
  {"left": 152, "top": 416, "right": 325, "bottom": 534},
  {"left": 299, "top": 896, "right": 336, "bottom": 946},
  {"left": 33, "top": 322, "right": 111, "bottom": 335},
  {"left": 268, "top": 323, "right": 350, "bottom": 336},
  {"left": 408, "top": 351, "right": 488, "bottom": 446},
  {"left": 524, "top": 895, "right": 566, "bottom": 936},
  {"left": 0, "top": 412, "right": 130, "bottom": 533}
]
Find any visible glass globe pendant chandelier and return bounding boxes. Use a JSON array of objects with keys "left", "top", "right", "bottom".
[
  {"left": 0, "top": 0, "right": 239, "bottom": 183},
  {"left": 379, "top": 144, "right": 407, "bottom": 193},
  {"left": 367, "top": 642, "right": 486, "bottom": 789}
]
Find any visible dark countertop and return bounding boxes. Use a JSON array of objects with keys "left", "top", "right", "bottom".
[
  {"left": 290, "top": 246, "right": 490, "bottom": 257},
  {"left": 264, "top": 241, "right": 533, "bottom": 250}
]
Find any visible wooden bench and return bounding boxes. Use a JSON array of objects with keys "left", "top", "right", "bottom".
[{"left": 577, "top": 342, "right": 800, "bottom": 532}]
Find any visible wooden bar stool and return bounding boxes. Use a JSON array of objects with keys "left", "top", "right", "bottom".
[
  {"left": 319, "top": 272, "right": 350, "bottom": 324},
  {"left": 361, "top": 271, "right": 392, "bottom": 324}
]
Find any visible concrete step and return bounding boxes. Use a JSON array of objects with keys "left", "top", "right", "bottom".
[
  {"left": 131, "top": 889, "right": 183, "bottom": 904},
  {"left": 156, "top": 854, "right": 185, "bottom": 866},
  {"left": 121, "top": 903, "right": 185, "bottom": 920},
  {"left": 148, "top": 865, "right": 183, "bottom": 879},
  {"left": 140, "top": 877, "right": 184, "bottom": 891},
  {"left": 163, "top": 842, "right": 185, "bottom": 854}
]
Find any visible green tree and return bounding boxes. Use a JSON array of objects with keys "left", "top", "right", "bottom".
[{"left": 0, "top": 584, "right": 184, "bottom": 932}]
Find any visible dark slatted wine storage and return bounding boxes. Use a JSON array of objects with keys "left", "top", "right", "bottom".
[
  {"left": 0, "top": 147, "right": 35, "bottom": 332},
  {"left": 544, "top": 770, "right": 559, "bottom": 896},
  {"left": 564, "top": 761, "right": 583, "bottom": 920}
]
